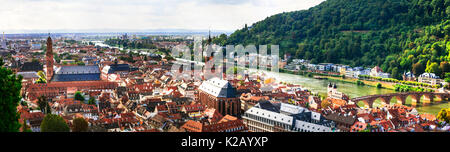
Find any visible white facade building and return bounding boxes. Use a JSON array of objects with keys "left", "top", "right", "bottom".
[{"left": 243, "top": 101, "right": 336, "bottom": 132}]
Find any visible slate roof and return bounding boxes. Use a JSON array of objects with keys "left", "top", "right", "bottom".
[
  {"left": 199, "top": 77, "right": 236, "bottom": 98},
  {"left": 106, "top": 64, "right": 130, "bottom": 74},
  {"left": 51, "top": 65, "right": 101, "bottom": 81},
  {"left": 20, "top": 61, "right": 43, "bottom": 72},
  {"left": 324, "top": 113, "right": 357, "bottom": 125},
  {"left": 55, "top": 65, "right": 100, "bottom": 74},
  {"left": 258, "top": 100, "right": 280, "bottom": 113},
  {"left": 52, "top": 73, "right": 101, "bottom": 81},
  {"left": 292, "top": 112, "right": 335, "bottom": 126},
  {"left": 260, "top": 85, "right": 274, "bottom": 92},
  {"left": 16, "top": 71, "right": 39, "bottom": 79}
]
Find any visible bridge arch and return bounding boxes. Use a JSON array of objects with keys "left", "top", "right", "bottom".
[{"left": 350, "top": 92, "right": 449, "bottom": 108}]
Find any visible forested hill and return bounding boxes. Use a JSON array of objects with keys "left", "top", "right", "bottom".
[{"left": 212, "top": 0, "right": 450, "bottom": 79}]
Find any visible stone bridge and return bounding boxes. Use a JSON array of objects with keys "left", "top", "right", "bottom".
[{"left": 350, "top": 92, "right": 450, "bottom": 108}]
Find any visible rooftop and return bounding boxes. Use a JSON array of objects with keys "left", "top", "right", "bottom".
[
  {"left": 55, "top": 65, "right": 100, "bottom": 74},
  {"left": 199, "top": 77, "right": 236, "bottom": 98}
]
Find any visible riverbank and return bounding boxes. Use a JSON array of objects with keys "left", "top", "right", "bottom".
[
  {"left": 324, "top": 76, "right": 396, "bottom": 90},
  {"left": 279, "top": 69, "right": 396, "bottom": 90},
  {"left": 253, "top": 68, "right": 450, "bottom": 115}
]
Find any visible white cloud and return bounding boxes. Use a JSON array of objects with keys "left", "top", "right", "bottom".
[{"left": 0, "top": 0, "right": 324, "bottom": 33}]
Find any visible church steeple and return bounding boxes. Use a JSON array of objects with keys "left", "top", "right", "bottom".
[
  {"left": 46, "top": 34, "right": 54, "bottom": 81},
  {"left": 207, "top": 29, "right": 212, "bottom": 44}
]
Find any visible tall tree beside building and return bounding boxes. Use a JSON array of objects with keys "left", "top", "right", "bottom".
[
  {"left": 425, "top": 62, "right": 442, "bottom": 76},
  {"left": 437, "top": 108, "right": 450, "bottom": 123},
  {"left": 412, "top": 62, "right": 425, "bottom": 77},
  {"left": 74, "top": 91, "right": 85, "bottom": 102},
  {"left": 21, "top": 118, "right": 32, "bottom": 132},
  {"left": 321, "top": 99, "right": 331, "bottom": 110},
  {"left": 88, "top": 96, "right": 96, "bottom": 105},
  {"left": 440, "top": 61, "right": 450, "bottom": 77},
  {"left": 36, "top": 71, "right": 47, "bottom": 83},
  {"left": 71, "top": 118, "right": 88, "bottom": 132},
  {"left": 40, "top": 114, "right": 70, "bottom": 132},
  {"left": 37, "top": 96, "right": 51, "bottom": 114},
  {"left": 0, "top": 58, "right": 23, "bottom": 132}
]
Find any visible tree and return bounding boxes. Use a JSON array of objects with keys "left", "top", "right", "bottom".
[
  {"left": 356, "top": 80, "right": 365, "bottom": 85},
  {"left": 76, "top": 61, "right": 85, "bottom": 66},
  {"left": 164, "top": 55, "right": 175, "bottom": 61},
  {"left": 74, "top": 91, "right": 85, "bottom": 102},
  {"left": 376, "top": 83, "right": 383, "bottom": 88},
  {"left": 412, "top": 62, "right": 425, "bottom": 77},
  {"left": 391, "top": 67, "right": 400, "bottom": 80},
  {"left": 321, "top": 99, "right": 331, "bottom": 109},
  {"left": 437, "top": 108, "right": 450, "bottom": 123},
  {"left": 238, "top": 80, "right": 245, "bottom": 86},
  {"left": 36, "top": 71, "right": 47, "bottom": 83},
  {"left": 40, "top": 114, "right": 70, "bottom": 132},
  {"left": 445, "top": 73, "right": 450, "bottom": 83},
  {"left": 88, "top": 96, "right": 96, "bottom": 105},
  {"left": 21, "top": 118, "right": 32, "bottom": 132},
  {"left": 71, "top": 118, "right": 88, "bottom": 132},
  {"left": 440, "top": 61, "right": 450, "bottom": 77},
  {"left": 37, "top": 96, "right": 51, "bottom": 114},
  {"left": 37, "top": 71, "right": 46, "bottom": 78},
  {"left": 425, "top": 62, "right": 441, "bottom": 76},
  {"left": 0, "top": 58, "right": 22, "bottom": 132}
]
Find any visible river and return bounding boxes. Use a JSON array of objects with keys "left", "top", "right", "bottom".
[{"left": 251, "top": 69, "right": 449, "bottom": 116}]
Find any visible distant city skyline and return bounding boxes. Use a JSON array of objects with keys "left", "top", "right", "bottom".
[{"left": 0, "top": 0, "right": 324, "bottom": 34}]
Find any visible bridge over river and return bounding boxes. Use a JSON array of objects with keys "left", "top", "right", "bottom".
[{"left": 350, "top": 92, "right": 450, "bottom": 108}]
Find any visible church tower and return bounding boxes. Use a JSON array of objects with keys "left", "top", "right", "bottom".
[{"left": 46, "top": 35, "right": 54, "bottom": 81}]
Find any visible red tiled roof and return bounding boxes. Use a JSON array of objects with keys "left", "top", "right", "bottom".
[
  {"left": 204, "top": 108, "right": 223, "bottom": 123},
  {"left": 218, "top": 115, "right": 238, "bottom": 123},
  {"left": 181, "top": 120, "right": 203, "bottom": 132},
  {"left": 203, "top": 119, "right": 247, "bottom": 132},
  {"left": 183, "top": 104, "right": 205, "bottom": 113}
]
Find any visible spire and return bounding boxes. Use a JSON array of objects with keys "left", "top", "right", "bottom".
[
  {"left": 207, "top": 29, "right": 211, "bottom": 44},
  {"left": 47, "top": 33, "right": 52, "bottom": 43},
  {"left": 2, "top": 32, "right": 4, "bottom": 40},
  {"left": 46, "top": 33, "right": 54, "bottom": 81}
]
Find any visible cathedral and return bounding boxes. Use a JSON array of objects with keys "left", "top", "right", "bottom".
[
  {"left": 45, "top": 35, "right": 101, "bottom": 82},
  {"left": 198, "top": 77, "right": 240, "bottom": 117},
  {"left": 25, "top": 35, "right": 116, "bottom": 101}
]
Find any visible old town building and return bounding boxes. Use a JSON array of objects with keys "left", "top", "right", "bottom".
[
  {"left": 243, "top": 100, "right": 336, "bottom": 132},
  {"left": 198, "top": 77, "right": 240, "bottom": 117}
]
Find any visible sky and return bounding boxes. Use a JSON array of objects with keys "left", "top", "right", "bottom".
[{"left": 0, "top": 0, "right": 325, "bottom": 33}]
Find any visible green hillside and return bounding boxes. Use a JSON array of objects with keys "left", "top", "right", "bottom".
[{"left": 213, "top": 0, "right": 450, "bottom": 79}]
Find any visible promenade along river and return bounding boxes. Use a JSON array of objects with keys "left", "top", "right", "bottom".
[{"left": 252, "top": 69, "right": 450, "bottom": 116}]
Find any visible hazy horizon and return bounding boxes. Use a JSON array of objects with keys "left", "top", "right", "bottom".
[
  {"left": 0, "top": 0, "right": 325, "bottom": 34},
  {"left": 0, "top": 28, "right": 233, "bottom": 35}
]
